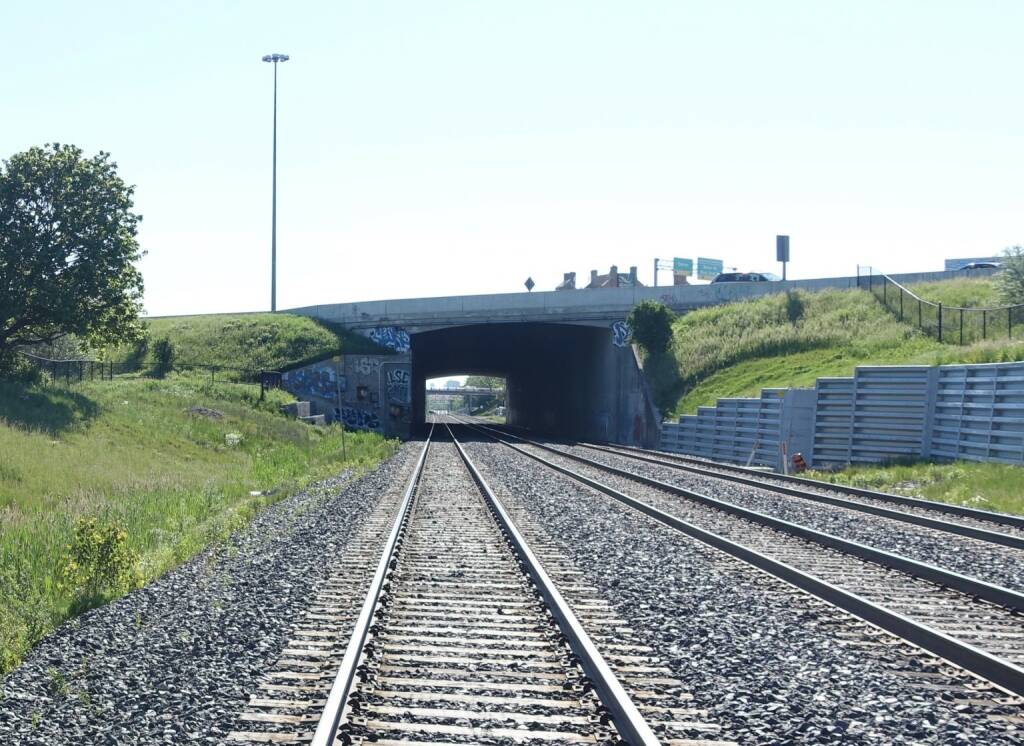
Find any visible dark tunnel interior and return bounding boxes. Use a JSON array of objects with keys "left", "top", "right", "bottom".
[{"left": 411, "top": 322, "right": 622, "bottom": 439}]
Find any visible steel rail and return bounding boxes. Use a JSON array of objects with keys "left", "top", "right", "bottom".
[
  {"left": 605, "top": 442, "right": 1024, "bottom": 532},
  {"left": 310, "top": 428, "right": 433, "bottom": 746},
  {"left": 458, "top": 424, "right": 1024, "bottom": 697},
  {"left": 470, "top": 424, "right": 1024, "bottom": 613},
  {"left": 445, "top": 423, "right": 661, "bottom": 746},
  {"left": 572, "top": 443, "right": 1024, "bottom": 550}
]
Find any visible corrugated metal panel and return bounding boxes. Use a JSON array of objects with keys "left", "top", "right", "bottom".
[
  {"left": 931, "top": 362, "right": 1024, "bottom": 464},
  {"left": 812, "top": 378, "right": 855, "bottom": 467},
  {"left": 664, "top": 361, "right": 1024, "bottom": 468},
  {"left": 849, "top": 366, "right": 931, "bottom": 463}
]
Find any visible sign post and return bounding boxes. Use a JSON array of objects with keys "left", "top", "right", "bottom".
[
  {"left": 652, "top": 258, "right": 674, "bottom": 286},
  {"left": 776, "top": 235, "right": 790, "bottom": 281}
]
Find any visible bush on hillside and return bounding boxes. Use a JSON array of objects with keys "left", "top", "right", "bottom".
[
  {"left": 151, "top": 338, "right": 175, "bottom": 378},
  {"left": 628, "top": 301, "right": 675, "bottom": 354},
  {"left": 998, "top": 246, "right": 1024, "bottom": 305}
]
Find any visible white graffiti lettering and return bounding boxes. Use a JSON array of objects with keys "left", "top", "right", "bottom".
[
  {"left": 368, "top": 326, "right": 411, "bottom": 353},
  {"left": 611, "top": 320, "right": 632, "bottom": 348}
]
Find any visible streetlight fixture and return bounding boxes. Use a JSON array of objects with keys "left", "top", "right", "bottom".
[{"left": 262, "top": 53, "right": 289, "bottom": 312}]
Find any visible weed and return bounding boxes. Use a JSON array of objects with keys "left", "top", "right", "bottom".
[
  {"left": 46, "top": 667, "right": 70, "bottom": 698},
  {"left": 60, "top": 518, "right": 141, "bottom": 603}
]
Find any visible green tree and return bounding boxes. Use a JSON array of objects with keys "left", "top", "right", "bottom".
[
  {"left": 0, "top": 144, "right": 144, "bottom": 369},
  {"left": 627, "top": 300, "right": 675, "bottom": 354},
  {"left": 465, "top": 375, "right": 504, "bottom": 389},
  {"left": 997, "top": 245, "right": 1024, "bottom": 305}
]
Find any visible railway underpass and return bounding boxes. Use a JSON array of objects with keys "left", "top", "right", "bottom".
[{"left": 410, "top": 322, "right": 658, "bottom": 444}]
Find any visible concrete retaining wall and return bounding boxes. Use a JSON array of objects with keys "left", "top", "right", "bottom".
[{"left": 281, "top": 353, "right": 412, "bottom": 439}]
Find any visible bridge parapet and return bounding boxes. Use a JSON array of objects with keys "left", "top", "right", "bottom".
[{"left": 286, "top": 269, "right": 975, "bottom": 332}]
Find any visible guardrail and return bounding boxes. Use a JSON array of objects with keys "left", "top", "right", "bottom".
[{"left": 857, "top": 268, "right": 1024, "bottom": 344}]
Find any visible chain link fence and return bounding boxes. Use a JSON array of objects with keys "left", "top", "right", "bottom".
[{"left": 857, "top": 269, "right": 1023, "bottom": 345}]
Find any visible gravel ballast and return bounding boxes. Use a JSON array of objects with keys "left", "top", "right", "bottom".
[
  {"left": 0, "top": 444, "right": 419, "bottom": 745},
  {"left": 557, "top": 442, "right": 1024, "bottom": 592},
  {"left": 462, "top": 435, "right": 1022, "bottom": 744}
]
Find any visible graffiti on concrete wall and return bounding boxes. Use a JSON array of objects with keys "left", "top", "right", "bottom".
[
  {"left": 338, "top": 406, "right": 381, "bottom": 432},
  {"left": 385, "top": 367, "right": 411, "bottom": 404},
  {"left": 282, "top": 362, "right": 339, "bottom": 400},
  {"left": 368, "top": 326, "right": 411, "bottom": 353},
  {"left": 611, "top": 321, "right": 632, "bottom": 348},
  {"left": 353, "top": 357, "right": 381, "bottom": 376}
]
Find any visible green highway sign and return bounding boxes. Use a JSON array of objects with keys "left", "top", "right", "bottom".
[
  {"left": 697, "top": 257, "right": 724, "bottom": 280},
  {"left": 672, "top": 257, "right": 693, "bottom": 275}
]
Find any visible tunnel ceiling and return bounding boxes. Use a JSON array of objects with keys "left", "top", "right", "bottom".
[{"left": 412, "top": 323, "right": 607, "bottom": 380}]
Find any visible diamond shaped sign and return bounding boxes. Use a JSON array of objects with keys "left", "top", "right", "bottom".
[{"left": 524, "top": 277, "right": 535, "bottom": 292}]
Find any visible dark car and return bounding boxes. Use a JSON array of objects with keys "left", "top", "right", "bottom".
[
  {"left": 711, "top": 272, "right": 773, "bottom": 283},
  {"left": 958, "top": 261, "right": 1000, "bottom": 270}
]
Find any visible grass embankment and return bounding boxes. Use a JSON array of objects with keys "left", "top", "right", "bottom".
[
  {"left": 109, "top": 313, "right": 384, "bottom": 375},
  {"left": 661, "top": 278, "right": 1024, "bottom": 515},
  {"left": 808, "top": 461, "right": 1024, "bottom": 516},
  {"left": 0, "top": 373, "right": 393, "bottom": 675},
  {"left": 668, "top": 286, "right": 1024, "bottom": 416},
  {"left": 906, "top": 277, "right": 1003, "bottom": 308}
]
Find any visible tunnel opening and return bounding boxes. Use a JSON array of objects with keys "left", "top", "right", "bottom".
[
  {"left": 425, "top": 374, "right": 507, "bottom": 423},
  {"left": 411, "top": 322, "right": 652, "bottom": 443}
]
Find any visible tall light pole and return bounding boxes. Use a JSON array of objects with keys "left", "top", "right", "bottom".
[{"left": 262, "top": 53, "right": 289, "bottom": 311}]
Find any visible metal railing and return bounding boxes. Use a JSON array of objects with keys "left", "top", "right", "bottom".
[{"left": 857, "top": 267, "right": 1024, "bottom": 344}]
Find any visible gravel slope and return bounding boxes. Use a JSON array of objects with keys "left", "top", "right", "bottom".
[
  {"left": 0, "top": 444, "right": 418, "bottom": 745},
  {"left": 462, "top": 435, "right": 1022, "bottom": 745}
]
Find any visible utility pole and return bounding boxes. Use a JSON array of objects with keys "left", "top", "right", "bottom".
[{"left": 262, "top": 53, "right": 290, "bottom": 311}]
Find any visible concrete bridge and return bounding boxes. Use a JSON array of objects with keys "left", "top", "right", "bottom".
[{"left": 285, "top": 268, "right": 971, "bottom": 445}]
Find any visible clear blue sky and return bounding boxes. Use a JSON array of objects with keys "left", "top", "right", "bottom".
[{"left": 3, "top": 1, "right": 1022, "bottom": 316}]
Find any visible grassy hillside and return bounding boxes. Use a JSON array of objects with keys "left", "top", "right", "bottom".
[
  {"left": 906, "top": 277, "right": 1002, "bottom": 308},
  {"left": 0, "top": 373, "right": 392, "bottom": 674},
  {"left": 108, "top": 313, "right": 385, "bottom": 374},
  {"left": 668, "top": 287, "right": 1024, "bottom": 416}
]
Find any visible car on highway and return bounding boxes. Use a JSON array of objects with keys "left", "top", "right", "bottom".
[
  {"left": 711, "top": 271, "right": 777, "bottom": 283},
  {"left": 957, "top": 261, "right": 1001, "bottom": 270}
]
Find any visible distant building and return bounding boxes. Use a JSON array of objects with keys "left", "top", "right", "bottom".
[
  {"left": 555, "top": 265, "right": 644, "bottom": 291},
  {"left": 445, "top": 380, "right": 461, "bottom": 390}
]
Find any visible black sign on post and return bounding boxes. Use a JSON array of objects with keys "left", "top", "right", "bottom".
[{"left": 776, "top": 235, "right": 790, "bottom": 280}]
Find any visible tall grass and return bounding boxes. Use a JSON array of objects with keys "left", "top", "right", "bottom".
[
  {"left": 669, "top": 288, "right": 1024, "bottom": 415},
  {"left": 906, "top": 277, "right": 1001, "bottom": 308},
  {"left": 0, "top": 374, "right": 394, "bottom": 674},
  {"left": 808, "top": 460, "right": 1024, "bottom": 516}
]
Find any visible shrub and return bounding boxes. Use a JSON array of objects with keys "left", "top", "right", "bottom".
[
  {"left": 60, "top": 518, "right": 140, "bottom": 602},
  {"left": 997, "top": 245, "right": 1024, "bottom": 305},
  {"left": 151, "top": 338, "right": 175, "bottom": 378},
  {"left": 785, "top": 290, "right": 805, "bottom": 324},
  {"left": 628, "top": 301, "right": 675, "bottom": 354}
]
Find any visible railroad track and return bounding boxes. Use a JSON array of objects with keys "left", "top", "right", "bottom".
[
  {"left": 449, "top": 417, "right": 1024, "bottom": 699},
  {"left": 588, "top": 441, "right": 1024, "bottom": 548},
  {"left": 230, "top": 425, "right": 729, "bottom": 745}
]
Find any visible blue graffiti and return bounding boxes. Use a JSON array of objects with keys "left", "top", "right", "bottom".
[
  {"left": 339, "top": 406, "right": 381, "bottom": 431},
  {"left": 385, "top": 368, "right": 411, "bottom": 404},
  {"left": 611, "top": 321, "right": 632, "bottom": 348},
  {"left": 283, "top": 364, "right": 338, "bottom": 400},
  {"left": 368, "top": 326, "right": 411, "bottom": 353}
]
